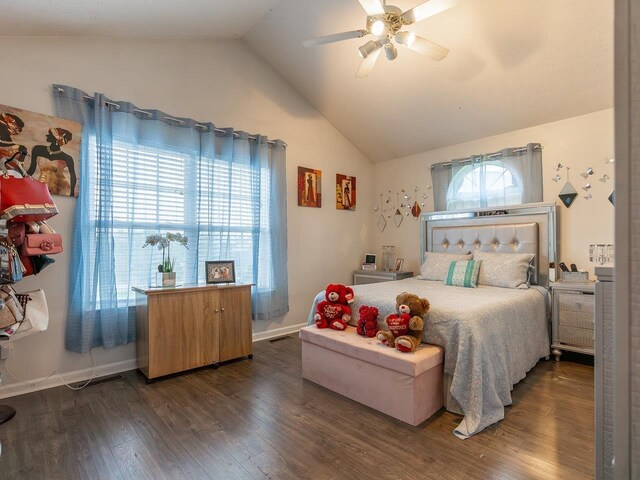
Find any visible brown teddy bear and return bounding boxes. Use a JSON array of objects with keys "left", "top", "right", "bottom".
[{"left": 376, "top": 292, "right": 430, "bottom": 353}]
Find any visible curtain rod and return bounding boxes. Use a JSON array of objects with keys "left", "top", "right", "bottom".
[
  {"left": 54, "top": 87, "right": 286, "bottom": 148},
  {"left": 430, "top": 144, "right": 542, "bottom": 169}
]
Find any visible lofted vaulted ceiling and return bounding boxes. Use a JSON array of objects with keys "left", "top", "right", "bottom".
[
  {"left": 0, "top": 0, "right": 613, "bottom": 163},
  {"left": 0, "top": 0, "right": 281, "bottom": 38},
  {"left": 245, "top": 0, "right": 614, "bottom": 162}
]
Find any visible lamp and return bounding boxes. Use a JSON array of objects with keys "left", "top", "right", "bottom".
[
  {"left": 384, "top": 42, "right": 398, "bottom": 60},
  {"left": 359, "top": 40, "right": 380, "bottom": 59},
  {"left": 370, "top": 19, "right": 386, "bottom": 36}
]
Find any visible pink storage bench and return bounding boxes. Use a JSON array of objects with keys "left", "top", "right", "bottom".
[{"left": 299, "top": 325, "right": 444, "bottom": 426}]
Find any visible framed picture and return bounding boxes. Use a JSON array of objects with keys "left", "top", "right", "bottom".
[
  {"left": 336, "top": 174, "right": 356, "bottom": 211},
  {"left": 205, "top": 261, "right": 236, "bottom": 284},
  {"left": 394, "top": 258, "right": 404, "bottom": 271},
  {"left": 298, "top": 166, "right": 322, "bottom": 207},
  {"left": 0, "top": 104, "right": 82, "bottom": 197}
]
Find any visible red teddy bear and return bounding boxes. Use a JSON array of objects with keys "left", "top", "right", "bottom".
[
  {"left": 314, "top": 284, "right": 354, "bottom": 330},
  {"left": 357, "top": 305, "right": 379, "bottom": 337}
]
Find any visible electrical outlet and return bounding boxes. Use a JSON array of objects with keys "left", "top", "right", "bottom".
[{"left": 0, "top": 344, "right": 12, "bottom": 360}]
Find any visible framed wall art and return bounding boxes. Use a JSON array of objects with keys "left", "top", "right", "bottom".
[
  {"left": 0, "top": 104, "right": 82, "bottom": 197},
  {"left": 298, "top": 166, "right": 322, "bottom": 208},
  {"left": 205, "top": 261, "right": 236, "bottom": 284},
  {"left": 336, "top": 174, "right": 356, "bottom": 211}
]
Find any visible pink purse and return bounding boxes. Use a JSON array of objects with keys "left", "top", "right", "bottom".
[{"left": 21, "top": 234, "right": 63, "bottom": 256}]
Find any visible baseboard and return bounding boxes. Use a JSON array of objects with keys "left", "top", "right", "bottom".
[
  {"left": 252, "top": 322, "right": 306, "bottom": 342},
  {"left": 0, "top": 323, "right": 308, "bottom": 399},
  {"left": 0, "top": 357, "right": 138, "bottom": 400}
]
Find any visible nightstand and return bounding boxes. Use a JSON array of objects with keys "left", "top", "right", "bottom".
[
  {"left": 550, "top": 281, "right": 595, "bottom": 361},
  {"left": 353, "top": 270, "right": 414, "bottom": 285}
]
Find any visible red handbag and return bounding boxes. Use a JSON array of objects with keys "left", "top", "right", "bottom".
[
  {"left": 21, "top": 234, "right": 63, "bottom": 256},
  {"left": 0, "top": 153, "right": 58, "bottom": 222}
]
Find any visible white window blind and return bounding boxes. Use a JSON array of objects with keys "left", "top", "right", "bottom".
[{"left": 90, "top": 138, "right": 271, "bottom": 305}]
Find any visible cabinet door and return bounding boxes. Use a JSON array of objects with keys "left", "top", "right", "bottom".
[
  {"left": 148, "top": 290, "right": 220, "bottom": 378},
  {"left": 219, "top": 287, "right": 252, "bottom": 362}
]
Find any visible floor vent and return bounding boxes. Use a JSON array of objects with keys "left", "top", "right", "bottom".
[
  {"left": 73, "top": 374, "right": 124, "bottom": 389},
  {"left": 269, "top": 335, "right": 292, "bottom": 343}
]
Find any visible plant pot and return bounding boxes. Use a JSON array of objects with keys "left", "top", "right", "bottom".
[{"left": 161, "top": 272, "right": 176, "bottom": 286}]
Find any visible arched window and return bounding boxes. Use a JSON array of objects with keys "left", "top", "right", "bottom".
[{"left": 446, "top": 161, "right": 523, "bottom": 210}]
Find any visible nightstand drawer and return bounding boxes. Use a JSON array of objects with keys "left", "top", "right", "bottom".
[
  {"left": 559, "top": 309, "right": 594, "bottom": 329},
  {"left": 559, "top": 325, "right": 594, "bottom": 348},
  {"left": 558, "top": 292, "right": 594, "bottom": 314}
]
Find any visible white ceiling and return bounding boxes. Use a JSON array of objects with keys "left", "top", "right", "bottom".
[
  {"left": 0, "top": 0, "right": 281, "bottom": 38},
  {"left": 245, "top": 0, "right": 614, "bottom": 162},
  {"left": 1, "top": 0, "right": 613, "bottom": 163}
]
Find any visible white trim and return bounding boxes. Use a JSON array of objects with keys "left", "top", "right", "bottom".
[
  {"left": 252, "top": 323, "right": 306, "bottom": 342},
  {"left": 0, "top": 357, "right": 137, "bottom": 400},
  {"left": 0, "top": 324, "right": 307, "bottom": 399}
]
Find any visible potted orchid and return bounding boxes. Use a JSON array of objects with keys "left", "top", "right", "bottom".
[{"left": 143, "top": 232, "right": 189, "bottom": 286}]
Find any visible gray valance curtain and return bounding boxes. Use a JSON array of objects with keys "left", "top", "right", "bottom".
[{"left": 430, "top": 143, "right": 543, "bottom": 211}]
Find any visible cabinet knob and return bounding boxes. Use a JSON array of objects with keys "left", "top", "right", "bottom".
[
  {"left": 215, "top": 308, "right": 219, "bottom": 313},
  {"left": 576, "top": 302, "right": 581, "bottom": 308},
  {"left": 221, "top": 307, "right": 225, "bottom": 312}
]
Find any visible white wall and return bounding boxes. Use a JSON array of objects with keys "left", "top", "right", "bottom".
[
  {"left": 373, "top": 109, "right": 615, "bottom": 277},
  {"left": 0, "top": 37, "right": 373, "bottom": 395}
]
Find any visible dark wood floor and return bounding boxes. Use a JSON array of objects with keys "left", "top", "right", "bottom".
[{"left": 0, "top": 337, "right": 594, "bottom": 480}]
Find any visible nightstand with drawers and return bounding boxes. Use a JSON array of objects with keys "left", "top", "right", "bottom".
[
  {"left": 353, "top": 270, "right": 414, "bottom": 285},
  {"left": 550, "top": 281, "right": 595, "bottom": 361}
]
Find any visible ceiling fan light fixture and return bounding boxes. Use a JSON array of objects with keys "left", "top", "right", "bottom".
[
  {"left": 370, "top": 19, "right": 386, "bottom": 36},
  {"left": 384, "top": 42, "right": 398, "bottom": 60},
  {"left": 359, "top": 40, "right": 380, "bottom": 58}
]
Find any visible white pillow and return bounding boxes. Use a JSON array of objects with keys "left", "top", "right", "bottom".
[
  {"left": 473, "top": 251, "right": 535, "bottom": 289},
  {"left": 419, "top": 252, "right": 472, "bottom": 281}
]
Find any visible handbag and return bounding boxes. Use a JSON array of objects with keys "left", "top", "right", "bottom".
[
  {"left": 0, "top": 285, "right": 24, "bottom": 329},
  {"left": 0, "top": 240, "right": 23, "bottom": 284},
  {"left": 22, "top": 233, "right": 63, "bottom": 256},
  {"left": 4, "top": 289, "right": 49, "bottom": 340},
  {"left": 0, "top": 154, "right": 58, "bottom": 222}
]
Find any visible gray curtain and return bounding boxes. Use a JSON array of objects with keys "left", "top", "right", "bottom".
[{"left": 430, "top": 143, "right": 542, "bottom": 211}]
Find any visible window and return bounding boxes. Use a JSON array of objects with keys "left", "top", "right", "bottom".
[
  {"left": 91, "top": 138, "right": 272, "bottom": 306},
  {"left": 446, "top": 161, "right": 523, "bottom": 210}
]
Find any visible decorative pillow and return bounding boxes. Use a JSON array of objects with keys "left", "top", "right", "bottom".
[
  {"left": 444, "top": 260, "right": 481, "bottom": 288},
  {"left": 473, "top": 251, "right": 535, "bottom": 289},
  {"left": 419, "top": 252, "right": 472, "bottom": 281}
]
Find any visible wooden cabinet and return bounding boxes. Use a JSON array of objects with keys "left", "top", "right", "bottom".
[
  {"left": 550, "top": 281, "right": 595, "bottom": 361},
  {"left": 133, "top": 283, "right": 253, "bottom": 381}
]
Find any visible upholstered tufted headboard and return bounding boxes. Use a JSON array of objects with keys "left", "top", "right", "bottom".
[
  {"left": 421, "top": 203, "right": 557, "bottom": 287},
  {"left": 431, "top": 223, "right": 539, "bottom": 283}
]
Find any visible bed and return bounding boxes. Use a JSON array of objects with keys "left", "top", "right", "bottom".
[{"left": 307, "top": 203, "right": 557, "bottom": 438}]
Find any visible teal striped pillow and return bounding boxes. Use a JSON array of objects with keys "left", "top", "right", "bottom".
[{"left": 444, "top": 260, "right": 481, "bottom": 288}]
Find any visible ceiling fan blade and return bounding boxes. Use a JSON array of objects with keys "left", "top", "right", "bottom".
[
  {"left": 303, "top": 30, "right": 368, "bottom": 47},
  {"left": 356, "top": 47, "right": 382, "bottom": 77},
  {"left": 397, "top": 33, "right": 449, "bottom": 60},
  {"left": 358, "top": 0, "right": 386, "bottom": 16},
  {"left": 402, "top": 0, "right": 456, "bottom": 24}
]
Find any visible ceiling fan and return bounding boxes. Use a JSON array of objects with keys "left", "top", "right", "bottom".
[{"left": 303, "top": 0, "right": 455, "bottom": 77}]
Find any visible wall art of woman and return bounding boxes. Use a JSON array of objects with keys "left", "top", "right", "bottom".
[
  {"left": 0, "top": 113, "right": 27, "bottom": 163},
  {"left": 28, "top": 128, "right": 76, "bottom": 196}
]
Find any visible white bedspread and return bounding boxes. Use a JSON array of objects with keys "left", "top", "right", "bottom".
[{"left": 307, "top": 278, "right": 550, "bottom": 438}]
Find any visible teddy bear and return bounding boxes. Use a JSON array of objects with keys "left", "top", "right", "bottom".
[
  {"left": 356, "top": 305, "right": 379, "bottom": 337},
  {"left": 376, "top": 292, "right": 430, "bottom": 353},
  {"left": 314, "top": 283, "right": 354, "bottom": 330}
]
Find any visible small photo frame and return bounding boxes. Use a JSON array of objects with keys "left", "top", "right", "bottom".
[
  {"left": 205, "top": 261, "right": 236, "bottom": 284},
  {"left": 364, "top": 253, "right": 376, "bottom": 265},
  {"left": 394, "top": 258, "right": 404, "bottom": 271}
]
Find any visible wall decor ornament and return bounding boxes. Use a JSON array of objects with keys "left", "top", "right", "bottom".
[
  {"left": 0, "top": 104, "right": 82, "bottom": 197},
  {"left": 580, "top": 167, "right": 594, "bottom": 179},
  {"left": 336, "top": 174, "right": 356, "bottom": 211},
  {"left": 297, "top": 166, "right": 322, "bottom": 208},
  {"left": 558, "top": 167, "right": 578, "bottom": 208}
]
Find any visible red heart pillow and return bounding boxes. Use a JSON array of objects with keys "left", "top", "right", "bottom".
[{"left": 386, "top": 313, "right": 411, "bottom": 337}]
